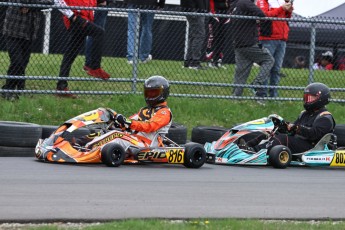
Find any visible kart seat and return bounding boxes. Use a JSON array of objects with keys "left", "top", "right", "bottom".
[{"left": 310, "top": 133, "right": 337, "bottom": 151}]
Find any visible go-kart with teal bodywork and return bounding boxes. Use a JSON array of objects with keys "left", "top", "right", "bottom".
[{"left": 204, "top": 114, "right": 344, "bottom": 168}]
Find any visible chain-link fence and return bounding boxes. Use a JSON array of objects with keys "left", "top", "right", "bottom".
[{"left": 0, "top": 2, "right": 345, "bottom": 101}]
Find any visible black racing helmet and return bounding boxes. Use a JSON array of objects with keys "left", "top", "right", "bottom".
[
  {"left": 144, "top": 76, "right": 170, "bottom": 107},
  {"left": 303, "top": 82, "right": 331, "bottom": 111}
]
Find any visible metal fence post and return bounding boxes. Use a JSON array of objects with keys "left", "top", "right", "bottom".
[
  {"left": 130, "top": 8, "right": 141, "bottom": 93},
  {"left": 308, "top": 23, "right": 316, "bottom": 84},
  {"left": 42, "top": 9, "right": 52, "bottom": 55},
  {"left": 184, "top": 17, "right": 189, "bottom": 61}
]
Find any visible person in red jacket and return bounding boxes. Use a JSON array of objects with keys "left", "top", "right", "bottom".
[
  {"left": 257, "top": 0, "right": 293, "bottom": 97},
  {"left": 54, "top": 0, "right": 110, "bottom": 98}
]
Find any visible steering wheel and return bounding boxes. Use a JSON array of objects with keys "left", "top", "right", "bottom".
[{"left": 268, "top": 114, "right": 288, "bottom": 133}]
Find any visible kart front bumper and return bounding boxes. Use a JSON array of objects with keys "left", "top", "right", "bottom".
[{"left": 206, "top": 152, "right": 216, "bottom": 164}]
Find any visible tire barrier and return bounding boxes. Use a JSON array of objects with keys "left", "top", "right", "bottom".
[
  {"left": 0, "top": 121, "right": 42, "bottom": 148},
  {"left": 0, "top": 146, "right": 36, "bottom": 157},
  {"left": 166, "top": 122, "right": 188, "bottom": 145},
  {"left": 0, "top": 121, "right": 188, "bottom": 157},
  {"left": 191, "top": 126, "right": 230, "bottom": 145}
]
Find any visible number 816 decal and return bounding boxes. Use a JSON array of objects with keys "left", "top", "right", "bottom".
[
  {"left": 166, "top": 149, "right": 184, "bottom": 164},
  {"left": 330, "top": 150, "right": 345, "bottom": 166}
]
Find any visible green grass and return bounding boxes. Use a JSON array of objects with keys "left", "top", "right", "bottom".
[
  {"left": 1, "top": 94, "right": 345, "bottom": 139},
  {"left": 1, "top": 52, "right": 345, "bottom": 99},
  {"left": 10, "top": 219, "right": 345, "bottom": 229}
]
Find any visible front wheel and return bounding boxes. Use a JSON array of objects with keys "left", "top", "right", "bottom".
[
  {"left": 269, "top": 145, "right": 291, "bottom": 169},
  {"left": 101, "top": 143, "right": 126, "bottom": 167},
  {"left": 183, "top": 142, "right": 206, "bottom": 168}
]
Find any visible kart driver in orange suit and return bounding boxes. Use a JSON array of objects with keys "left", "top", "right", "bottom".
[
  {"left": 75, "top": 76, "right": 172, "bottom": 150},
  {"left": 106, "top": 75, "right": 172, "bottom": 151}
]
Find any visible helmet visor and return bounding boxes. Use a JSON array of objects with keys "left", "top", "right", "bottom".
[
  {"left": 304, "top": 93, "right": 320, "bottom": 104},
  {"left": 144, "top": 88, "right": 163, "bottom": 99}
]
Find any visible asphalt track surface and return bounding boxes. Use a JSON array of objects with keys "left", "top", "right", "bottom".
[{"left": 1, "top": 157, "right": 345, "bottom": 222}]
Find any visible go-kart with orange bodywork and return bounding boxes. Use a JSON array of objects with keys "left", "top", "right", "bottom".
[{"left": 35, "top": 108, "right": 206, "bottom": 168}]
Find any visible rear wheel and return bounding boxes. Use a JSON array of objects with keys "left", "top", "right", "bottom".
[
  {"left": 269, "top": 145, "right": 291, "bottom": 169},
  {"left": 101, "top": 143, "right": 125, "bottom": 167},
  {"left": 183, "top": 142, "right": 206, "bottom": 168}
]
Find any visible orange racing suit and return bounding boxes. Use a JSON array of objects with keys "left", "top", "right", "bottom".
[{"left": 109, "top": 101, "right": 173, "bottom": 151}]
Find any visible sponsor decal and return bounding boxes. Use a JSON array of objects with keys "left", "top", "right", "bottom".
[
  {"left": 250, "top": 119, "right": 265, "bottom": 125},
  {"left": 138, "top": 151, "right": 166, "bottom": 160},
  {"left": 330, "top": 150, "right": 345, "bottom": 166},
  {"left": 81, "top": 111, "right": 99, "bottom": 121},
  {"left": 92, "top": 133, "right": 123, "bottom": 147},
  {"left": 305, "top": 157, "right": 331, "bottom": 162},
  {"left": 138, "top": 148, "right": 184, "bottom": 163}
]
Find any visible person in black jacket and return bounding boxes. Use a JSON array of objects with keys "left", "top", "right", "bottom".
[
  {"left": 181, "top": 0, "right": 209, "bottom": 70},
  {"left": 125, "top": 0, "right": 165, "bottom": 64},
  {"left": 247, "top": 83, "right": 336, "bottom": 154},
  {"left": 1, "top": 0, "right": 53, "bottom": 101},
  {"left": 231, "top": 0, "right": 274, "bottom": 103},
  {"left": 205, "top": 0, "right": 231, "bottom": 69}
]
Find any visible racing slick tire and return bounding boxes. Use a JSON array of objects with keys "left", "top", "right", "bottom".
[
  {"left": 183, "top": 142, "right": 206, "bottom": 168},
  {"left": 269, "top": 145, "right": 292, "bottom": 169},
  {"left": 0, "top": 121, "right": 42, "bottom": 147},
  {"left": 191, "top": 126, "right": 229, "bottom": 144},
  {"left": 334, "top": 124, "right": 345, "bottom": 147},
  {"left": 101, "top": 143, "right": 126, "bottom": 167},
  {"left": 0, "top": 146, "right": 35, "bottom": 157},
  {"left": 166, "top": 122, "right": 187, "bottom": 145}
]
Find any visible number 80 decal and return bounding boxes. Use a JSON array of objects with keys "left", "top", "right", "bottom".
[
  {"left": 166, "top": 149, "right": 184, "bottom": 163},
  {"left": 331, "top": 150, "right": 345, "bottom": 166}
]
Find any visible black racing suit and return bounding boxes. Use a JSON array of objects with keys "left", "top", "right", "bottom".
[{"left": 249, "top": 107, "right": 336, "bottom": 154}]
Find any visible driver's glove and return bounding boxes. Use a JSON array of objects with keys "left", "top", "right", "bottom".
[
  {"left": 288, "top": 123, "right": 300, "bottom": 135},
  {"left": 116, "top": 114, "right": 132, "bottom": 131}
]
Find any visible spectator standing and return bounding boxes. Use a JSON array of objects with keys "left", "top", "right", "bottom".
[
  {"left": 257, "top": 0, "right": 293, "bottom": 97},
  {"left": 181, "top": 0, "right": 209, "bottom": 70},
  {"left": 55, "top": 0, "right": 110, "bottom": 99},
  {"left": 231, "top": 0, "right": 274, "bottom": 104},
  {"left": 313, "top": 51, "right": 334, "bottom": 70},
  {"left": 205, "top": 0, "right": 231, "bottom": 69},
  {"left": 84, "top": 0, "right": 110, "bottom": 72},
  {"left": 1, "top": 0, "right": 53, "bottom": 101},
  {"left": 125, "top": 0, "right": 165, "bottom": 64}
]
